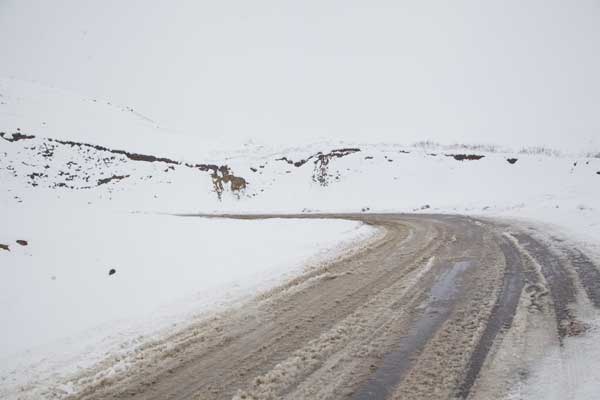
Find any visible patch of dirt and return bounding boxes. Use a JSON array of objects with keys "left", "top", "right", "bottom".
[
  {"left": 3, "top": 136, "right": 247, "bottom": 199},
  {"left": 97, "top": 175, "right": 130, "bottom": 186},
  {"left": 565, "top": 319, "right": 589, "bottom": 337},
  {"left": 274, "top": 148, "right": 360, "bottom": 185},
  {"left": 0, "top": 132, "right": 36, "bottom": 142},
  {"left": 445, "top": 153, "right": 485, "bottom": 161},
  {"left": 276, "top": 156, "right": 311, "bottom": 167},
  {"left": 312, "top": 148, "right": 361, "bottom": 186}
]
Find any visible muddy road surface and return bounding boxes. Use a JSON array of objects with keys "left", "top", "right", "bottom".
[{"left": 68, "top": 214, "right": 600, "bottom": 400}]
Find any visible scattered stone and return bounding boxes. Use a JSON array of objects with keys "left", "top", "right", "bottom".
[
  {"left": 16, "top": 240, "right": 28, "bottom": 246},
  {"left": 413, "top": 204, "right": 431, "bottom": 212},
  {"left": 109, "top": 268, "right": 117, "bottom": 276}
]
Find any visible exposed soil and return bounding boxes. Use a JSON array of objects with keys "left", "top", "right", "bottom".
[
  {"left": 0, "top": 132, "right": 36, "bottom": 142},
  {"left": 1, "top": 135, "right": 247, "bottom": 198},
  {"left": 313, "top": 148, "right": 361, "bottom": 186},
  {"left": 97, "top": 174, "right": 130, "bottom": 186},
  {"left": 275, "top": 148, "right": 360, "bottom": 186},
  {"left": 445, "top": 154, "right": 485, "bottom": 161}
]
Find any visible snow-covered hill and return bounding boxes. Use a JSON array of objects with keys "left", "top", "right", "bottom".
[{"left": 2, "top": 120, "right": 599, "bottom": 228}]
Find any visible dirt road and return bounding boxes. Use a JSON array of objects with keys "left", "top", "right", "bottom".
[{"left": 68, "top": 214, "right": 600, "bottom": 400}]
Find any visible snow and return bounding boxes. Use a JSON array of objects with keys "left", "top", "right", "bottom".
[
  {"left": 506, "top": 318, "right": 600, "bottom": 400},
  {"left": 0, "top": 207, "right": 375, "bottom": 398},
  {"left": 1, "top": 77, "right": 600, "bottom": 398}
]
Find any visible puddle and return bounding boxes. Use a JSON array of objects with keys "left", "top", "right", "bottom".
[{"left": 352, "top": 261, "right": 472, "bottom": 399}]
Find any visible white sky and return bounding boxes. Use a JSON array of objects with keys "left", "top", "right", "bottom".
[{"left": 1, "top": 0, "right": 599, "bottom": 150}]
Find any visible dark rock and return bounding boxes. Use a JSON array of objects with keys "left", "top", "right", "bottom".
[
  {"left": 445, "top": 154, "right": 485, "bottom": 161},
  {"left": 109, "top": 268, "right": 116, "bottom": 276},
  {"left": 97, "top": 174, "right": 130, "bottom": 186},
  {"left": 0, "top": 132, "right": 36, "bottom": 142},
  {"left": 507, "top": 158, "right": 518, "bottom": 164},
  {"left": 16, "top": 240, "right": 28, "bottom": 246},
  {"left": 0, "top": 244, "right": 9, "bottom": 251}
]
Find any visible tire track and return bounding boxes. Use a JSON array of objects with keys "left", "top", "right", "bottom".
[
  {"left": 564, "top": 248, "right": 600, "bottom": 308},
  {"left": 456, "top": 234, "right": 525, "bottom": 399},
  {"left": 512, "top": 233, "right": 578, "bottom": 341}
]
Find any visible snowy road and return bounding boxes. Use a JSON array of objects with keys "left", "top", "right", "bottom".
[{"left": 66, "top": 214, "right": 600, "bottom": 400}]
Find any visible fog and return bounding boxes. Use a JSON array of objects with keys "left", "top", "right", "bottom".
[{"left": 1, "top": 0, "right": 599, "bottom": 151}]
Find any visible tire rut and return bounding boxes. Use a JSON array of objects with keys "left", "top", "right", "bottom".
[
  {"left": 456, "top": 234, "right": 525, "bottom": 399},
  {"left": 512, "top": 234, "right": 578, "bottom": 341}
]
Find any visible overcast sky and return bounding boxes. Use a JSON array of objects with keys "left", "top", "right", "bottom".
[{"left": 1, "top": 0, "right": 599, "bottom": 150}]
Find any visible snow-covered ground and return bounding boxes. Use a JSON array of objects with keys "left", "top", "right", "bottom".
[
  {"left": 0, "top": 207, "right": 375, "bottom": 398},
  {"left": 2, "top": 77, "right": 600, "bottom": 399}
]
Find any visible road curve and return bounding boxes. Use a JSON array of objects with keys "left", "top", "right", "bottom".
[{"left": 67, "top": 214, "right": 600, "bottom": 400}]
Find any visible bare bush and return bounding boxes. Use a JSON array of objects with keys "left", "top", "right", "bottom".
[{"left": 518, "top": 146, "right": 562, "bottom": 157}]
